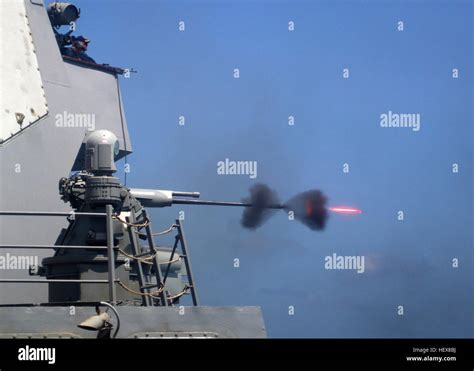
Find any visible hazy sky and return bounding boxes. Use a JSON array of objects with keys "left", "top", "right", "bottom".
[{"left": 72, "top": 0, "right": 472, "bottom": 337}]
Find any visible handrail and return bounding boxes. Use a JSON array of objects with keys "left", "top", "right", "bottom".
[
  {"left": 0, "top": 212, "right": 111, "bottom": 251},
  {"left": 0, "top": 279, "right": 120, "bottom": 284},
  {"left": 0, "top": 245, "right": 114, "bottom": 250},
  {"left": 0, "top": 206, "right": 117, "bottom": 304},
  {"left": 0, "top": 211, "right": 106, "bottom": 217}
]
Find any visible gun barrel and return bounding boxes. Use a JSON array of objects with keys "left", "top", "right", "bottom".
[
  {"left": 171, "top": 199, "right": 284, "bottom": 209},
  {"left": 130, "top": 188, "right": 284, "bottom": 209},
  {"left": 130, "top": 188, "right": 173, "bottom": 207},
  {"left": 172, "top": 191, "right": 200, "bottom": 198}
]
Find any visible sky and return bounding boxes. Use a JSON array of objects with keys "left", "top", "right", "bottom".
[{"left": 70, "top": 0, "right": 471, "bottom": 337}]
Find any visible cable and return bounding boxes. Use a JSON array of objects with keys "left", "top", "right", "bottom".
[
  {"left": 159, "top": 257, "right": 181, "bottom": 265},
  {"left": 117, "top": 247, "right": 180, "bottom": 266},
  {"left": 113, "top": 215, "right": 149, "bottom": 228},
  {"left": 117, "top": 281, "right": 188, "bottom": 304},
  {"left": 134, "top": 223, "right": 177, "bottom": 237},
  {"left": 117, "top": 280, "right": 163, "bottom": 299},
  {"left": 167, "top": 285, "right": 189, "bottom": 302},
  {"left": 99, "top": 301, "right": 120, "bottom": 338},
  {"left": 118, "top": 247, "right": 157, "bottom": 265}
]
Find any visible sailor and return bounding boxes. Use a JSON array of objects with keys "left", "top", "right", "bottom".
[{"left": 61, "top": 36, "right": 96, "bottom": 63}]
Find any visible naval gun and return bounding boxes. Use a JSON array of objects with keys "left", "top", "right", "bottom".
[
  {"left": 45, "top": 129, "right": 335, "bottom": 310},
  {"left": 40, "top": 130, "right": 292, "bottom": 310},
  {"left": 46, "top": 129, "right": 205, "bottom": 307}
]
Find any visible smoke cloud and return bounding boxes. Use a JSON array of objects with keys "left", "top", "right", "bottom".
[
  {"left": 241, "top": 184, "right": 329, "bottom": 231},
  {"left": 241, "top": 184, "right": 279, "bottom": 229},
  {"left": 284, "top": 190, "right": 329, "bottom": 231}
]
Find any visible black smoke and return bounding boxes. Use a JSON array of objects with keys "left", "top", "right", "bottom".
[
  {"left": 241, "top": 184, "right": 280, "bottom": 229},
  {"left": 284, "top": 190, "right": 328, "bottom": 230},
  {"left": 241, "top": 184, "right": 329, "bottom": 231}
]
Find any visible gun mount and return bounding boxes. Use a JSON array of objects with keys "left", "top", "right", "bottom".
[
  {"left": 0, "top": 127, "right": 267, "bottom": 337},
  {"left": 43, "top": 129, "right": 290, "bottom": 308}
]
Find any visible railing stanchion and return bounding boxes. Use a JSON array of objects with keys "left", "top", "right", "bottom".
[{"left": 106, "top": 205, "right": 117, "bottom": 304}]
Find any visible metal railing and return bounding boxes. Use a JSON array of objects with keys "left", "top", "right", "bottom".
[
  {"left": 0, "top": 205, "right": 118, "bottom": 303},
  {"left": 0, "top": 205, "right": 199, "bottom": 307}
]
